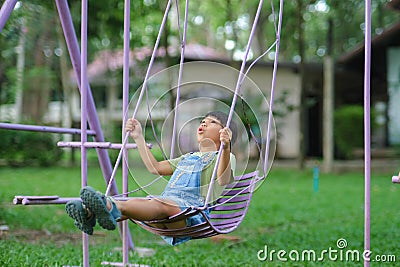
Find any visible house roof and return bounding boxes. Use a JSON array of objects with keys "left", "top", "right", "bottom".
[
  {"left": 338, "top": 21, "right": 400, "bottom": 63},
  {"left": 338, "top": 0, "right": 400, "bottom": 64},
  {"left": 77, "top": 44, "right": 229, "bottom": 82},
  {"left": 387, "top": 0, "right": 400, "bottom": 11},
  {"left": 76, "top": 43, "right": 305, "bottom": 83}
]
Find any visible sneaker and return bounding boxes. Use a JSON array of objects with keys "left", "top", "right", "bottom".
[
  {"left": 65, "top": 200, "right": 96, "bottom": 235},
  {"left": 80, "top": 186, "right": 121, "bottom": 231}
]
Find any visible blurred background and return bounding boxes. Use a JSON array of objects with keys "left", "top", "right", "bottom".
[{"left": 1, "top": 0, "right": 400, "bottom": 171}]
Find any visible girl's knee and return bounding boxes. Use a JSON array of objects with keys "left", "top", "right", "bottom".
[{"left": 149, "top": 198, "right": 180, "bottom": 217}]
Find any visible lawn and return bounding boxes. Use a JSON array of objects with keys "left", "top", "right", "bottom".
[{"left": 0, "top": 161, "right": 399, "bottom": 266}]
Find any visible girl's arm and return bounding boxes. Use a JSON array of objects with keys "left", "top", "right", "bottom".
[
  {"left": 126, "top": 118, "right": 173, "bottom": 176},
  {"left": 217, "top": 127, "right": 233, "bottom": 186}
]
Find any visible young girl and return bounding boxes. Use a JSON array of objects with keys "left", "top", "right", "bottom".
[{"left": 66, "top": 111, "right": 237, "bottom": 245}]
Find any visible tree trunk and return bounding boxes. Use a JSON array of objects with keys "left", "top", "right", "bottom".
[
  {"left": 22, "top": 15, "right": 54, "bottom": 123},
  {"left": 297, "top": 0, "right": 306, "bottom": 169},
  {"left": 322, "top": 19, "right": 334, "bottom": 173},
  {"left": 14, "top": 20, "right": 26, "bottom": 123}
]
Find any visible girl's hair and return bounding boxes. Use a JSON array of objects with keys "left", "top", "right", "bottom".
[{"left": 204, "top": 111, "right": 238, "bottom": 144}]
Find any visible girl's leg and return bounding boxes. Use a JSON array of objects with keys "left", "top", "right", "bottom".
[
  {"left": 80, "top": 186, "right": 186, "bottom": 230},
  {"left": 112, "top": 198, "right": 186, "bottom": 229}
]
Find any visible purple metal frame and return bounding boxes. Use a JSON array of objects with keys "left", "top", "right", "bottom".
[
  {"left": 54, "top": 0, "right": 120, "bottom": 199},
  {"left": 0, "top": 0, "right": 17, "bottom": 32},
  {"left": 0, "top": 0, "right": 375, "bottom": 266},
  {"left": 364, "top": 1, "right": 372, "bottom": 266},
  {"left": 121, "top": 0, "right": 131, "bottom": 264},
  {"left": 104, "top": 0, "right": 173, "bottom": 197},
  {"left": 1, "top": 0, "right": 135, "bottom": 265},
  {"left": 0, "top": 122, "right": 96, "bottom": 135},
  {"left": 57, "top": 141, "right": 152, "bottom": 149},
  {"left": 13, "top": 195, "right": 134, "bottom": 205},
  {"left": 80, "top": 1, "right": 90, "bottom": 264}
]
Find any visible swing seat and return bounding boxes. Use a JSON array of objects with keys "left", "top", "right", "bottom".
[{"left": 132, "top": 170, "right": 260, "bottom": 239}]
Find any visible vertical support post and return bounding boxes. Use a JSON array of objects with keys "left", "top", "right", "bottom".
[
  {"left": 80, "top": 0, "right": 89, "bottom": 266},
  {"left": 55, "top": 0, "right": 119, "bottom": 197},
  {"left": 122, "top": 0, "right": 133, "bottom": 263},
  {"left": 364, "top": 0, "right": 372, "bottom": 266},
  {"left": 56, "top": 0, "right": 136, "bottom": 259}
]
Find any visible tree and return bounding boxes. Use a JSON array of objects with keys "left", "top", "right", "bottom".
[{"left": 1, "top": 2, "right": 58, "bottom": 123}]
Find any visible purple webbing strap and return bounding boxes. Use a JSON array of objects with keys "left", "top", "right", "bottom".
[
  {"left": 0, "top": 0, "right": 17, "bottom": 32},
  {"left": 131, "top": 0, "right": 172, "bottom": 119},
  {"left": 364, "top": 0, "right": 371, "bottom": 266},
  {"left": 204, "top": 0, "right": 265, "bottom": 207},
  {"left": 105, "top": 0, "right": 173, "bottom": 196},
  {"left": 174, "top": 0, "right": 182, "bottom": 42},
  {"left": 236, "top": 22, "right": 278, "bottom": 169},
  {"left": 240, "top": 41, "right": 277, "bottom": 84},
  {"left": 170, "top": 0, "right": 189, "bottom": 158},
  {"left": 236, "top": 0, "right": 283, "bottom": 177},
  {"left": 263, "top": 0, "right": 284, "bottom": 175}
]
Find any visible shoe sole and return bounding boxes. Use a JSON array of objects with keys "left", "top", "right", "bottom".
[
  {"left": 80, "top": 187, "right": 116, "bottom": 230},
  {"left": 65, "top": 200, "right": 94, "bottom": 235}
]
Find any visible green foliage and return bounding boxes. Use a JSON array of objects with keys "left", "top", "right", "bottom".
[
  {"left": 0, "top": 129, "right": 63, "bottom": 167},
  {"left": 333, "top": 105, "right": 375, "bottom": 159},
  {"left": 0, "top": 166, "right": 399, "bottom": 266}
]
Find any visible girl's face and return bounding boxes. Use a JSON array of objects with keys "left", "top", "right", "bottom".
[{"left": 197, "top": 116, "right": 224, "bottom": 145}]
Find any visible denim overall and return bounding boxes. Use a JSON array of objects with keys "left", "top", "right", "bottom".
[{"left": 160, "top": 152, "right": 216, "bottom": 245}]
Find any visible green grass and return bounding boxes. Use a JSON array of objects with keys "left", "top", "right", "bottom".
[{"left": 1, "top": 164, "right": 400, "bottom": 266}]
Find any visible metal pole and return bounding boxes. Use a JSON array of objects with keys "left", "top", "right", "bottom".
[
  {"left": 57, "top": 141, "right": 141, "bottom": 149},
  {"left": 0, "top": 0, "right": 18, "bottom": 32},
  {"left": 80, "top": 1, "right": 89, "bottom": 266},
  {"left": 364, "top": 0, "right": 372, "bottom": 266},
  {"left": 0, "top": 122, "right": 96, "bottom": 135},
  {"left": 55, "top": 0, "right": 134, "bottom": 256},
  {"left": 55, "top": 0, "right": 119, "bottom": 196},
  {"left": 104, "top": 0, "right": 172, "bottom": 197},
  {"left": 122, "top": 0, "right": 132, "bottom": 263}
]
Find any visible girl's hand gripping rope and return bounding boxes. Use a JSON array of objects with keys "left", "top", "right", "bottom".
[{"left": 126, "top": 118, "right": 143, "bottom": 140}]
